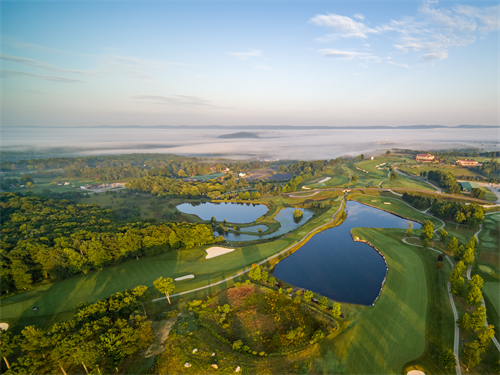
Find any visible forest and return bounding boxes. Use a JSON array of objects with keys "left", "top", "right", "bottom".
[
  {"left": 0, "top": 192, "right": 220, "bottom": 295},
  {"left": 429, "top": 200, "right": 484, "bottom": 228},
  {"left": 0, "top": 286, "right": 154, "bottom": 374}
]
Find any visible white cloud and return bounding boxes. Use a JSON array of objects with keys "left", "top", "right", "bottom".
[
  {"left": 229, "top": 49, "right": 266, "bottom": 60},
  {"left": 0, "top": 53, "right": 101, "bottom": 76},
  {"left": 311, "top": 1, "right": 498, "bottom": 67},
  {"left": 310, "top": 13, "right": 387, "bottom": 39},
  {"left": 134, "top": 94, "right": 215, "bottom": 108},
  {"left": 319, "top": 49, "right": 380, "bottom": 63},
  {"left": 386, "top": 59, "right": 410, "bottom": 69},
  {"left": 1, "top": 69, "right": 84, "bottom": 83},
  {"left": 422, "top": 51, "right": 448, "bottom": 62}
]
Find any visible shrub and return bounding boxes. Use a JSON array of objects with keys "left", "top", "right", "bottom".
[{"left": 232, "top": 340, "right": 243, "bottom": 350}]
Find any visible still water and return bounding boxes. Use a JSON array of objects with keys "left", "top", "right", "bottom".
[
  {"left": 176, "top": 202, "right": 268, "bottom": 224},
  {"left": 223, "top": 207, "right": 314, "bottom": 242},
  {"left": 273, "top": 200, "right": 421, "bottom": 305}
]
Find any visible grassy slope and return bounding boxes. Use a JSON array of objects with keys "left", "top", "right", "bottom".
[
  {"left": 340, "top": 228, "right": 428, "bottom": 374},
  {"left": 398, "top": 164, "right": 485, "bottom": 178}
]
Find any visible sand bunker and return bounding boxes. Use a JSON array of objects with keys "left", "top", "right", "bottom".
[
  {"left": 318, "top": 177, "right": 331, "bottom": 183},
  {"left": 0, "top": 323, "right": 9, "bottom": 331},
  {"left": 302, "top": 186, "right": 311, "bottom": 190},
  {"left": 371, "top": 200, "right": 377, "bottom": 202},
  {"left": 206, "top": 247, "right": 235, "bottom": 259},
  {"left": 383, "top": 202, "right": 392, "bottom": 205},
  {"left": 175, "top": 274, "right": 195, "bottom": 281},
  {"left": 407, "top": 371, "right": 425, "bottom": 375}
]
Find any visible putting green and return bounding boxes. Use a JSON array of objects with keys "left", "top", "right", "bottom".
[{"left": 479, "top": 265, "right": 493, "bottom": 274}]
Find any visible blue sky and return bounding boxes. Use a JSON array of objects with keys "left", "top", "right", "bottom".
[{"left": 1, "top": 0, "right": 498, "bottom": 127}]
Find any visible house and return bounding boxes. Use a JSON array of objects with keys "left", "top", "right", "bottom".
[
  {"left": 415, "top": 153, "right": 435, "bottom": 162},
  {"left": 239, "top": 172, "right": 246, "bottom": 177},
  {"left": 456, "top": 159, "right": 482, "bottom": 167}
]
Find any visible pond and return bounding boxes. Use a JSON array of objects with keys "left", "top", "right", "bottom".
[
  {"left": 272, "top": 200, "right": 422, "bottom": 306},
  {"left": 176, "top": 202, "right": 268, "bottom": 224},
  {"left": 222, "top": 207, "right": 314, "bottom": 242}
]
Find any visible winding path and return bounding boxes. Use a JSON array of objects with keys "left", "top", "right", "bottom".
[{"left": 152, "top": 195, "right": 347, "bottom": 302}]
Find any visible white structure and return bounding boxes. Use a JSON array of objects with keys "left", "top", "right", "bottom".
[{"left": 239, "top": 172, "right": 246, "bottom": 177}]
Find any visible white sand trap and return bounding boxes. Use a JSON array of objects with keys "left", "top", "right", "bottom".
[
  {"left": 383, "top": 202, "right": 392, "bottom": 205},
  {"left": 407, "top": 371, "right": 425, "bottom": 375},
  {"left": 302, "top": 186, "right": 311, "bottom": 190},
  {"left": 0, "top": 323, "right": 9, "bottom": 331},
  {"left": 175, "top": 274, "right": 195, "bottom": 281},
  {"left": 371, "top": 200, "right": 377, "bottom": 202},
  {"left": 318, "top": 177, "right": 331, "bottom": 183},
  {"left": 206, "top": 247, "right": 234, "bottom": 259}
]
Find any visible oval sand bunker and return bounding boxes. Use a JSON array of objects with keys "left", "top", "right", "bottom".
[
  {"left": 407, "top": 371, "right": 425, "bottom": 375},
  {"left": 0, "top": 323, "right": 9, "bottom": 331},
  {"left": 206, "top": 247, "right": 235, "bottom": 259},
  {"left": 175, "top": 275, "right": 195, "bottom": 281}
]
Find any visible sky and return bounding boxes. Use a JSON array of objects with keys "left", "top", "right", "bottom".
[{"left": 1, "top": 0, "right": 499, "bottom": 127}]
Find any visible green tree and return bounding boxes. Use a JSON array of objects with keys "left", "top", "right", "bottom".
[
  {"left": 439, "top": 348, "right": 456, "bottom": 369},
  {"left": 331, "top": 303, "right": 341, "bottom": 318},
  {"left": 261, "top": 271, "right": 269, "bottom": 283},
  {"left": 351, "top": 176, "right": 358, "bottom": 183},
  {"left": 477, "top": 325, "right": 495, "bottom": 352},
  {"left": 390, "top": 171, "right": 397, "bottom": 180},
  {"left": 470, "top": 188, "right": 485, "bottom": 199},
  {"left": 304, "top": 290, "right": 313, "bottom": 302},
  {"left": 319, "top": 297, "right": 329, "bottom": 310},
  {"left": 470, "top": 306, "right": 487, "bottom": 331},
  {"left": 153, "top": 277, "right": 175, "bottom": 304},
  {"left": 419, "top": 220, "right": 434, "bottom": 248},
  {"left": 449, "top": 261, "right": 465, "bottom": 283},
  {"left": 447, "top": 237, "right": 458, "bottom": 255},
  {"left": 462, "top": 340, "right": 481, "bottom": 371},
  {"left": 0, "top": 329, "right": 17, "bottom": 369},
  {"left": 10, "top": 259, "right": 33, "bottom": 290},
  {"left": 451, "top": 276, "right": 465, "bottom": 296},
  {"left": 463, "top": 247, "right": 475, "bottom": 264},
  {"left": 458, "top": 313, "right": 471, "bottom": 331},
  {"left": 455, "top": 211, "right": 466, "bottom": 229},
  {"left": 249, "top": 264, "right": 262, "bottom": 281},
  {"left": 386, "top": 150, "right": 391, "bottom": 155},
  {"left": 293, "top": 209, "right": 303, "bottom": 219},
  {"left": 269, "top": 276, "right": 276, "bottom": 285},
  {"left": 469, "top": 274, "right": 484, "bottom": 290},
  {"left": 405, "top": 222, "right": 414, "bottom": 238},
  {"left": 437, "top": 228, "right": 448, "bottom": 242},
  {"left": 466, "top": 285, "right": 483, "bottom": 306}
]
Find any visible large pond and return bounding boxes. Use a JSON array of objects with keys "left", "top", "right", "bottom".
[
  {"left": 273, "top": 200, "right": 421, "bottom": 306},
  {"left": 176, "top": 202, "right": 268, "bottom": 223},
  {"left": 223, "top": 207, "right": 314, "bottom": 242}
]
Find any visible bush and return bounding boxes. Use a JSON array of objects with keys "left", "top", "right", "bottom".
[{"left": 232, "top": 340, "right": 243, "bottom": 350}]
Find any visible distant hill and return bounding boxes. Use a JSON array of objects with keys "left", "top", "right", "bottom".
[{"left": 217, "top": 132, "right": 260, "bottom": 139}]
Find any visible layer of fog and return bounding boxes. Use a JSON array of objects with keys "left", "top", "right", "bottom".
[{"left": 1, "top": 126, "right": 499, "bottom": 160}]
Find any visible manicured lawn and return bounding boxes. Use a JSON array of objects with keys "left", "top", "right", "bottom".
[
  {"left": 338, "top": 228, "right": 429, "bottom": 374},
  {"left": 483, "top": 281, "right": 500, "bottom": 338},
  {"left": 381, "top": 177, "right": 437, "bottom": 191},
  {"left": 398, "top": 164, "right": 485, "bottom": 179}
]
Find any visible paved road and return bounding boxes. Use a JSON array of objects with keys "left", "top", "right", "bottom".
[{"left": 152, "top": 195, "right": 347, "bottom": 302}]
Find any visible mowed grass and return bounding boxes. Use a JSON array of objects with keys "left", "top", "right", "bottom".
[
  {"left": 334, "top": 228, "right": 428, "bottom": 374},
  {"left": 398, "top": 164, "right": 485, "bottom": 178},
  {"left": 381, "top": 177, "right": 438, "bottom": 191}
]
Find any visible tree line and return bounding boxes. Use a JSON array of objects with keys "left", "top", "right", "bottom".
[
  {"left": 426, "top": 170, "right": 461, "bottom": 194},
  {"left": 0, "top": 286, "right": 154, "bottom": 374},
  {"left": 0, "top": 192, "right": 220, "bottom": 295},
  {"left": 429, "top": 200, "right": 484, "bottom": 229}
]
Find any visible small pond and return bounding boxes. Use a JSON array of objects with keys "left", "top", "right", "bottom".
[
  {"left": 272, "top": 200, "right": 421, "bottom": 306},
  {"left": 223, "top": 207, "right": 314, "bottom": 242},
  {"left": 176, "top": 202, "right": 268, "bottom": 224}
]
